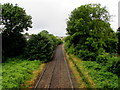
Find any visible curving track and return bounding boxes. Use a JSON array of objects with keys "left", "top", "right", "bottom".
[{"left": 34, "top": 44, "right": 74, "bottom": 89}]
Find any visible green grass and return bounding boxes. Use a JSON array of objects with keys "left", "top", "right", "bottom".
[
  {"left": 69, "top": 55, "right": 96, "bottom": 88},
  {"left": 82, "top": 61, "right": 118, "bottom": 88},
  {"left": 69, "top": 54, "right": 118, "bottom": 89},
  {"left": 2, "top": 58, "right": 42, "bottom": 88}
]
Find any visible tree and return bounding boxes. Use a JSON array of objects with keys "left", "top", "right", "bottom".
[
  {"left": 66, "top": 4, "right": 117, "bottom": 61},
  {"left": 24, "top": 30, "right": 60, "bottom": 61},
  {"left": 2, "top": 3, "right": 32, "bottom": 60},
  {"left": 2, "top": 3, "right": 32, "bottom": 33},
  {"left": 66, "top": 4, "right": 110, "bottom": 36},
  {"left": 117, "top": 27, "right": 120, "bottom": 54},
  {"left": 0, "top": 4, "right": 3, "bottom": 33}
]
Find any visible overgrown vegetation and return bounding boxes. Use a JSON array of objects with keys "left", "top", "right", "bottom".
[
  {"left": 2, "top": 58, "right": 42, "bottom": 88},
  {"left": 117, "top": 27, "right": 120, "bottom": 54},
  {"left": 67, "top": 54, "right": 118, "bottom": 88},
  {"left": 66, "top": 54, "right": 96, "bottom": 88},
  {"left": 64, "top": 3, "right": 119, "bottom": 88},
  {"left": 65, "top": 4, "right": 118, "bottom": 59},
  {"left": 2, "top": 3, "right": 32, "bottom": 62},
  {"left": 1, "top": 3, "right": 62, "bottom": 89},
  {"left": 2, "top": 3, "right": 62, "bottom": 62},
  {"left": 24, "top": 30, "right": 62, "bottom": 61},
  {"left": 82, "top": 61, "right": 118, "bottom": 88}
]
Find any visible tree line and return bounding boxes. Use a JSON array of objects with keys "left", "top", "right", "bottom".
[
  {"left": 1, "top": 3, "right": 62, "bottom": 62},
  {"left": 64, "top": 4, "right": 120, "bottom": 76}
]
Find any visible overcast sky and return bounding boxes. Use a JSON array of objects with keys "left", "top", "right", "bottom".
[{"left": 1, "top": 0, "right": 120, "bottom": 36}]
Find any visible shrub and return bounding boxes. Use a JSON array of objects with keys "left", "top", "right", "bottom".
[
  {"left": 96, "top": 53, "right": 110, "bottom": 64},
  {"left": 78, "top": 50, "right": 96, "bottom": 61},
  {"left": 2, "top": 33, "right": 27, "bottom": 62},
  {"left": 83, "top": 61, "right": 118, "bottom": 88},
  {"left": 107, "top": 56, "right": 120, "bottom": 76},
  {"left": 96, "top": 53, "right": 120, "bottom": 76},
  {"left": 104, "top": 38, "right": 118, "bottom": 53},
  {"left": 24, "top": 30, "right": 60, "bottom": 61}
]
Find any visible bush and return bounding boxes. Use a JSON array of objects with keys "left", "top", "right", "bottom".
[
  {"left": 96, "top": 53, "right": 120, "bottom": 76},
  {"left": 24, "top": 30, "right": 60, "bottom": 61},
  {"left": 78, "top": 50, "right": 96, "bottom": 61},
  {"left": 83, "top": 61, "right": 118, "bottom": 88},
  {"left": 107, "top": 56, "right": 120, "bottom": 76},
  {"left": 2, "top": 33, "right": 27, "bottom": 62},
  {"left": 96, "top": 53, "right": 110, "bottom": 64},
  {"left": 104, "top": 38, "right": 118, "bottom": 53}
]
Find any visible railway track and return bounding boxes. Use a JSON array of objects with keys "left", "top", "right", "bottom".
[{"left": 34, "top": 44, "right": 74, "bottom": 89}]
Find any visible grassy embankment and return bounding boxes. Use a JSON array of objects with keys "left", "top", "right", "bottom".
[
  {"left": 66, "top": 53, "right": 96, "bottom": 88},
  {"left": 66, "top": 53, "right": 118, "bottom": 88},
  {"left": 2, "top": 58, "right": 45, "bottom": 88}
]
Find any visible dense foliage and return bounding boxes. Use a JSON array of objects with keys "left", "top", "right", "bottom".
[
  {"left": 3, "top": 33, "right": 26, "bottom": 57},
  {"left": 96, "top": 53, "right": 120, "bottom": 76},
  {"left": 117, "top": 27, "right": 120, "bottom": 54},
  {"left": 64, "top": 3, "right": 119, "bottom": 71},
  {"left": 2, "top": 58, "right": 42, "bottom": 88},
  {"left": 1, "top": 3, "right": 62, "bottom": 89},
  {"left": 69, "top": 55, "right": 118, "bottom": 88},
  {"left": 24, "top": 30, "right": 62, "bottom": 61},
  {"left": 64, "top": 3, "right": 119, "bottom": 88},
  {"left": 2, "top": 3, "right": 32, "bottom": 61},
  {"left": 65, "top": 4, "right": 118, "bottom": 60},
  {"left": 2, "top": 3, "right": 62, "bottom": 62},
  {"left": 82, "top": 61, "right": 118, "bottom": 88},
  {"left": 2, "top": 3, "right": 32, "bottom": 33},
  {"left": 1, "top": 29, "right": 62, "bottom": 88}
]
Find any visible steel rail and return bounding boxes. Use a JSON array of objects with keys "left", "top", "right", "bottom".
[
  {"left": 58, "top": 46, "right": 61, "bottom": 89},
  {"left": 62, "top": 45, "right": 74, "bottom": 89},
  {"left": 34, "top": 45, "right": 73, "bottom": 89},
  {"left": 47, "top": 56, "right": 57, "bottom": 89},
  {"left": 33, "top": 62, "right": 50, "bottom": 90},
  {"left": 47, "top": 45, "right": 61, "bottom": 89},
  {"left": 34, "top": 48, "right": 57, "bottom": 90}
]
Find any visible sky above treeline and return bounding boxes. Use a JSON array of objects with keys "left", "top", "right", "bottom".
[{"left": 1, "top": 0, "right": 120, "bottom": 36}]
